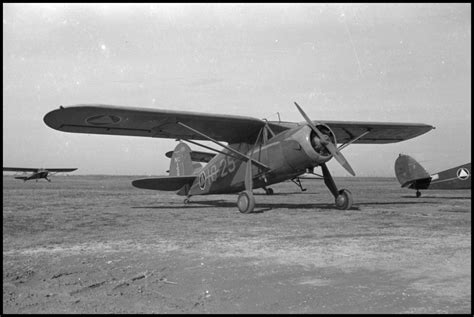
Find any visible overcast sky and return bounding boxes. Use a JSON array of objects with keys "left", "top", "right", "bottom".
[{"left": 3, "top": 3, "right": 471, "bottom": 176}]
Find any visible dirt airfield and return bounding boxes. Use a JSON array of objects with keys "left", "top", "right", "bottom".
[{"left": 3, "top": 175, "right": 471, "bottom": 314}]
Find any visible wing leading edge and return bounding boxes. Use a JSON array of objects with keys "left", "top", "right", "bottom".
[
  {"left": 267, "top": 120, "right": 434, "bottom": 144},
  {"left": 44, "top": 105, "right": 266, "bottom": 144},
  {"left": 44, "top": 104, "right": 434, "bottom": 145}
]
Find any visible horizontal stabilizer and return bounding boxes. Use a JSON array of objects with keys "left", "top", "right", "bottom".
[
  {"left": 165, "top": 150, "right": 216, "bottom": 163},
  {"left": 132, "top": 176, "right": 196, "bottom": 191}
]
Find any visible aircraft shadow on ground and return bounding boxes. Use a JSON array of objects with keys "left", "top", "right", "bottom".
[
  {"left": 132, "top": 196, "right": 460, "bottom": 212},
  {"left": 253, "top": 191, "right": 314, "bottom": 196},
  {"left": 132, "top": 200, "right": 360, "bottom": 213},
  {"left": 400, "top": 195, "right": 471, "bottom": 200},
  {"left": 357, "top": 201, "right": 436, "bottom": 206}
]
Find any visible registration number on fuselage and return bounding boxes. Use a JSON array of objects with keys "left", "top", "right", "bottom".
[{"left": 198, "top": 156, "right": 237, "bottom": 190}]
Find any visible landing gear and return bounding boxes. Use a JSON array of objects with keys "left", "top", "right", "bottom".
[
  {"left": 264, "top": 187, "right": 274, "bottom": 195},
  {"left": 290, "top": 177, "right": 307, "bottom": 192},
  {"left": 321, "top": 163, "right": 353, "bottom": 210},
  {"left": 237, "top": 191, "right": 255, "bottom": 213},
  {"left": 335, "top": 189, "right": 353, "bottom": 210},
  {"left": 416, "top": 190, "right": 421, "bottom": 198},
  {"left": 183, "top": 196, "right": 191, "bottom": 204}
]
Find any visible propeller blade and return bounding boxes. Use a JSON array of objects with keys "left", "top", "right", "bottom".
[
  {"left": 324, "top": 142, "right": 356, "bottom": 176},
  {"left": 294, "top": 102, "right": 356, "bottom": 176}
]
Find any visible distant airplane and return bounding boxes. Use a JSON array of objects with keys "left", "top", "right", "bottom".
[
  {"left": 3, "top": 167, "right": 77, "bottom": 182},
  {"left": 394, "top": 154, "right": 471, "bottom": 197},
  {"left": 44, "top": 102, "right": 433, "bottom": 213}
]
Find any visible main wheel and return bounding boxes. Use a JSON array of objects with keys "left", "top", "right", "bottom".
[
  {"left": 237, "top": 191, "right": 255, "bottom": 213},
  {"left": 264, "top": 187, "right": 274, "bottom": 195},
  {"left": 335, "top": 189, "right": 353, "bottom": 210},
  {"left": 416, "top": 190, "right": 421, "bottom": 198}
]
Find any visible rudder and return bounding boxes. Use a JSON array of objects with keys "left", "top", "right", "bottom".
[
  {"left": 169, "top": 142, "right": 194, "bottom": 176},
  {"left": 394, "top": 154, "right": 431, "bottom": 187}
]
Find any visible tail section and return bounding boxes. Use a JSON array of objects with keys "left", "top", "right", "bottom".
[
  {"left": 394, "top": 154, "right": 431, "bottom": 188},
  {"left": 169, "top": 142, "right": 195, "bottom": 176}
]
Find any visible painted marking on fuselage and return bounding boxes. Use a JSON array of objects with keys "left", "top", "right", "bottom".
[
  {"left": 457, "top": 167, "right": 470, "bottom": 180},
  {"left": 198, "top": 156, "right": 236, "bottom": 191},
  {"left": 431, "top": 176, "right": 469, "bottom": 184}
]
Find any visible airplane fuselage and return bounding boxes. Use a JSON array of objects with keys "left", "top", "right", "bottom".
[
  {"left": 187, "top": 125, "right": 328, "bottom": 196},
  {"left": 408, "top": 163, "right": 471, "bottom": 190},
  {"left": 15, "top": 171, "right": 50, "bottom": 181}
]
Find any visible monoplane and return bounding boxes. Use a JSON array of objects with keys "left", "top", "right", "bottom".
[
  {"left": 394, "top": 154, "right": 471, "bottom": 197},
  {"left": 3, "top": 167, "right": 77, "bottom": 182},
  {"left": 44, "top": 103, "right": 434, "bottom": 212}
]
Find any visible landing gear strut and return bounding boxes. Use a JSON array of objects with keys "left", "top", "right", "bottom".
[
  {"left": 321, "top": 163, "right": 353, "bottom": 210},
  {"left": 263, "top": 187, "right": 274, "bottom": 195},
  {"left": 290, "top": 177, "right": 307, "bottom": 192},
  {"left": 237, "top": 158, "right": 256, "bottom": 213},
  {"left": 184, "top": 196, "right": 191, "bottom": 204}
]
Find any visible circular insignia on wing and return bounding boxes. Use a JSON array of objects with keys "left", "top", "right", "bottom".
[
  {"left": 86, "top": 114, "right": 121, "bottom": 125},
  {"left": 457, "top": 167, "right": 470, "bottom": 180},
  {"left": 199, "top": 172, "right": 206, "bottom": 190}
]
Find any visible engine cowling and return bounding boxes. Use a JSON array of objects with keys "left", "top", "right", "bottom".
[{"left": 279, "top": 124, "right": 337, "bottom": 172}]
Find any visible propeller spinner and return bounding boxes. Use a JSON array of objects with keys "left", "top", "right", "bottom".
[{"left": 294, "top": 102, "right": 356, "bottom": 176}]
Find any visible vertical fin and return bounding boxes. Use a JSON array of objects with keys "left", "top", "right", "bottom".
[
  {"left": 169, "top": 142, "right": 194, "bottom": 176},
  {"left": 394, "top": 154, "right": 431, "bottom": 187}
]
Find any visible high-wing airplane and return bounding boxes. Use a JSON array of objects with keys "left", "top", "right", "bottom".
[
  {"left": 44, "top": 103, "right": 434, "bottom": 213},
  {"left": 394, "top": 154, "right": 471, "bottom": 197},
  {"left": 3, "top": 167, "right": 77, "bottom": 182}
]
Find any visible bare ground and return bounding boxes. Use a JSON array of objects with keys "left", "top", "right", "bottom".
[{"left": 3, "top": 175, "right": 471, "bottom": 313}]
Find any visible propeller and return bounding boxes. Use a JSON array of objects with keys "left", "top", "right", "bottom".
[{"left": 294, "top": 102, "right": 356, "bottom": 176}]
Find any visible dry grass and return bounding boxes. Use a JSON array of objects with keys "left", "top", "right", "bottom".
[{"left": 3, "top": 175, "right": 471, "bottom": 313}]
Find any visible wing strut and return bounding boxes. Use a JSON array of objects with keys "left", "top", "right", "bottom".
[
  {"left": 179, "top": 138, "right": 241, "bottom": 161},
  {"left": 176, "top": 121, "right": 270, "bottom": 171},
  {"left": 337, "top": 130, "right": 371, "bottom": 151}
]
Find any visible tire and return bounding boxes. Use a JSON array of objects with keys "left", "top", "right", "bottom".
[
  {"left": 237, "top": 191, "right": 255, "bottom": 213},
  {"left": 335, "top": 189, "right": 353, "bottom": 210},
  {"left": 265, "top": 187, "right": 274, "bottom": 195}
]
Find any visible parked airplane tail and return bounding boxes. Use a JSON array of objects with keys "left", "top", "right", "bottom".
[
  {"left": 132, "top": 142, "right": 197, "bottom": 194},
  {"left": 168, "top": 142, "right": 195, "bottom": 176},
  {"left": 394, "top": 154, "right": 431, "bottom": 188}
]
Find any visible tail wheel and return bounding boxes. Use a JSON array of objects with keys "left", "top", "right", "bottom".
[
  {"left": 335, "top": 189, "right": 353, "bottom": 210},
  {"left": 264, "top": 187, "right": 274, "bottom": 195},
  {"left": 237, "top": 191, "right": 255, "bottom": 213}
]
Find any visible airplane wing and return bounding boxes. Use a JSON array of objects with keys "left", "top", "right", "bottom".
[
  {"left": 44, "top": 105, "right": 433, "bottom": 145},
  {"left": 44, "top": 105, "right": 266, "bottom": 144},
  {"left": 267, "top": 120, "right": 434, "bottom": 144},
  {"left": 3, "top": 167, "right": 77, "bottom": 172},
  {"left": 45, "top": 168, "right": 77, "bottom": 172},
  {"left": 3, "top": 167, "right": 39, "bottom": 172}
]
